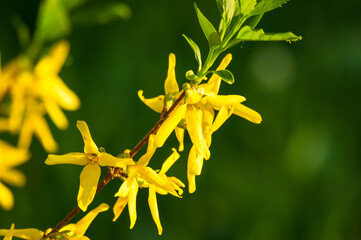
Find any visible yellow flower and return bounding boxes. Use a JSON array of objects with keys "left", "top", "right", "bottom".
[
  {"left": 113, "top": 136, "right": 184, "bottom": 235},
  {"left": 45, "top": 121, "right": 134, "bottom": 212},
  {"left": 0, "top": 203, "right": 109, "bottom": 240},
  {"left": 0, "top": 140, "right": 29, "bottom": 210}
]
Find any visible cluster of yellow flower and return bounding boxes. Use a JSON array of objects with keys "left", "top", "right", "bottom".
[
  {"left": 24, "top": 52, "right": 261, "bottom": 236},
  {"left": 0, "top": 41, "right": 80, "bottom": 212}
]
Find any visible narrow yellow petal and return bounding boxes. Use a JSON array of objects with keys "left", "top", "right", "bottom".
[
  {"left": 76, "top": 121, "right": 99, "bottom": 154},
  {"left": 3, "top": 223, "right": 14, "bottom": 240},
  {"left": 35, "top": 41, "right": 69, "bottom": 76},
  {"left": 51, "top": 76, "right": 80, "bottom": 111},
  {"left": 206, "top": 95, "right": 245, "bottom": 110},
  {"left": 74, "top": 203, "right": 109, "bottom": 236},
  {"left": 185, "top": 105, "right": 210, "bottom": 160},
  {"left": 233, "top": 103, "right": 262, "bottom": 124},
  {"left": 128, "top": 180, "right": 139, "bottom": 229},
  {"left": 137, "top": 166, "right": 168, "bottom": 190},
  {"left": 148, "top": 186, "right": 163, "bottom": 235},
  {"left": 137, "top": 134, "right": 156, "bottom": 166},
  {"left": 44, "top": 97, "right": 68, "bottom": 130},
  {"left": 0, "top": 140, "right": 29, "bottom": 167},
  {"left": 160, "top": 148, "right": 180, "bottom": 174},
  {"left": 188, "top": 146, "right": 204, "bottom": 176},
  {"left": 164, "top": 53, "right": 179, "bottom": 94},
  {"left": 113, "top": 196, "right": 128, "bottom": 222},
  {"left": 174, "top": 127, "right": 184, "bottom": 152},
  {"left": 17, "top": 117, "right": 35, "bottom": 152},
  {"left": 0, "top": 182, "right": 13, "bottom": 210},
  {"left": 77, "top": 163, "right": 101, "bottom": 212},
  {"left": 1, "top": 169, "right": 26, "bottom": 187},
  {"left": 98, "top": 153, "right": 134, "bottom": 169},
  {"left": 154, "top": 104, "right": 187, "bottom": 148},
  {"left": 45, "top": 153, "right": 88, "bottom": 166},
  {"left": 200, "top": 102, "right": 214, "bottom": 146},
  {"left": 203, "top": 54, "right": 232, "bottom": 94},
  {"left": 187, "top": 172, "right": 196, "bottom": 194},
  {"left": 168, "top": 176, "right": 185, "bottom": 188},
  {"left": 0, "top": 228, "right": 44, "bottom": 240},
  {"left": 138, "top": 90, "right": 164, "bottom": 113},
  {"left": 114, "top": 180, "right": 130, "bottom": 197},
  {"left": 33, "top": 114, "right": 58, "bottom": 153},
  {"left": 211, "top": 104, "right": 234, "bottom": 133},
  {"left": 185, "top": 88, "right": 202, "bottom": 104}
]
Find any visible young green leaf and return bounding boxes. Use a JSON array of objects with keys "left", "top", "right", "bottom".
[
  {"left": 241, "top": 0, "right": 257, "bottom": 15},
  {"left": 183, "top": 34, "right": 202, "bottom": 72},
  {"left": 194, "top": 3, "right": 221, "bottom": 48},
  {"left": 243, "top": 13, "right": 263, "bottom": 28},
  {"left": 36, "top": 0, "right": 71, "bottom": 41},
  {"left": 210, "top": 69, "right": 235, "bottom": 84},
  {"left": 12, "top": 15, "right": 30, "bottom": 48},
  {"left": 186, "top": 70, "right": 199, "bottom": 81},
  {"left": 250, "top": 0, "right": 290, "bottom": 16},
  {"left": 236, "top": 26, "right": 302, "bottom": 41},
  {"left": 60, "top": 0, "right": 86, "bottom": 10}
]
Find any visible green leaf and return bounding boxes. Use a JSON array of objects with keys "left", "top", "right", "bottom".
[
  {"left": 36, "top": 0, "right": 71, "bottom": 41},
  {"left": 243, "top": 13, "right": 263, "bottom": 28},
  {"left": 183, "top": 34, "right": 202, "bottom": 72},
  {"left": 241, "top": 0, "right": 257, "bottom": 15},
  {"left": 236, "top": 26, "right": 302, "bottom": 41},
  {"left": 223, "top": 0, "right": 236, "bottom": 24},
  {"left": 210, "top": 69, "right": 235, "bottom": 84},
  {"left": 60, "top": 0, "right": 86, "bottom": 10},
  {"left": 194, "top": 3, "right": 221, "bottom": 48},
  {"left": 71, "top": 3, "right": 131, "bottom": 26},
  {"left": 250, "top": 0, "right": 290, "bottom": 16}
]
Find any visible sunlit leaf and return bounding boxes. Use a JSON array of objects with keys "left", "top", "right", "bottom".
[
  {"left": 210, "top": 69, "right": 235, "bottom": 84},
  {"left": 250, "top": 0, "right": 290, "bottom": 16},
  {"left": 194, "top": 3, "right": 221, "bottom": 48},
  {"left": 183, "top": 34, "right": 202, "bottom": 72},
  {"left": 236, "top": 26, "right": 302, "bottom": 42}
]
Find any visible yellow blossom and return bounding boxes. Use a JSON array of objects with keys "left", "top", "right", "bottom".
[
  {"left": 0, "top": 203, "right": 109, "bottom": 240},
  {"left": 113, "top": 136, "right": 184, "bottom": 235},
  {"left": 0, "top": 140, "right": 29, "bottom": 210},
  {"left": 45, "top": 121, "right": 134, "bottom": 211}
]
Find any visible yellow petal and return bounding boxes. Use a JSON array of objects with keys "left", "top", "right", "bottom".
[
  {"left": 168, "top": 176, "right": 185, "bottom": 189},
  {"left": 188, "top": 146, "right": 203, "bottom": 176},
  {"left": 187, "top": 172, "right": 196, "bottom": 194},
  {"left": 43, "top": 97, "right": 68, "bottom": 130},
  {"left": 35, "top": 41, "right": 69, "bottom": 76},
  {"left": 0, "top": 182, "right": 13, "bottom": 210},
  {"left": 137, "top": 134, "right": 156, "bottom": 166},
  {"left": 199, "top": 102, "right": 214, "bottom": 146},
  {"left": 114, "top": 178, "right": 131, "bottom": 198},
  {"left": 0, "top": 228, "right": 44, "bottom": 240},
  {"left": 74, "top": 203, "right": 109, "bottom": 236},
  {"left": 17, "top": 117, "right": 35, "bottom": 152},
  {"left": 45, "top": 153, "right": 88, "bottom": 166},
  {"left": 211, "top": 104, "right": 234, "bottom": 133},
  {"left": 33, "top": 114, "right": 58, "bottom": 153},
  {"left": 185, "top": 105, "right": 210, "bottom": 160},
  {"left": 113, "top": 196, "right": 128, "bottom": 222},
  {"left": 3, "top": 223, "right": 14, "bottom": 240},
  {"left": 185, "top": 88, "right": 202, "bottom": 104},
  {"left": 128, "top": 179, "right": 139, "bottom": 229},
  {"left": 174, "top": 127, "right": 184, "bottom": 152},
  {"left": 98, "top": 153, "right": 134, "bottom": 168},
  {"left": 77, "top": 163, "right": 101, "bottom": 212},
  {"left": 0, "top": 140, "right": 29, "bottom": 167},
  {"left": 76, "top": 121, "right": 99, "bottom": 154},
  {"left": 148, "top": 186, "right": 163, "bottom": 235},
  {"left": 206, "top": 95, "right": 245, "bottom": 110},
  {"left": 1, "top": 169, "right": 26, "bottom": 187},
  {"left": 164, "top": 53, "right": 179, "bottom": 94},
  {"left": 51, "top": 76, "right": 80, "bottom": 111},
  {"left": 137, "top": 166, "right": 168, "bottom": 190},
  {"left": 201, "top": 54, "right": 232, "bottom": 94},
  {"left": 138, "top": 90, "right": 164, "bottom": 113},
  {"left": 234, "top": 103, "right": 262, "bottom": 124},
  {"left": 160, "top": 148, "right": 179, "bottom": 174},
  {"left": 154, "top": 104, "right": 187, "bottom": 148}
]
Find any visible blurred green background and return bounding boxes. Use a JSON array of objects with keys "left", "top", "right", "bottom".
[{"left": 1, "top": 0, "right": 361, "bottom": 239}]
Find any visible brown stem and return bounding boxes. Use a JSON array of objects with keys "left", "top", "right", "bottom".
[{"left": 46, "top": 91, "right": 186, "bottom": 236}]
